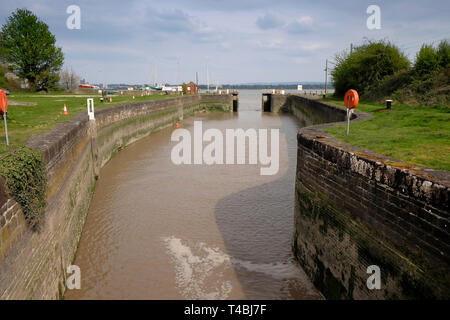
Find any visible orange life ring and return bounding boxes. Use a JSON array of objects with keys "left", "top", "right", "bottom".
[
  {"left": 0, "top": 90, "right": 7, "bottom": 113},
  {"left": 344, "top": 89, "right": 359, "bottom": 109}
]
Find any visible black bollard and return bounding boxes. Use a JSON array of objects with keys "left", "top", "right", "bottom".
[{"left": 386, "top": 99, "right": 392, "bottom": 109}]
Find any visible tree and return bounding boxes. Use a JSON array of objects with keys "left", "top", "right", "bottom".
[
  {"left": 437, "top": 40, "right": 450, "bottom": 68},
  {"left": 331, "top": 40, "right": 410, "bottom": 97},
  {"left": 59, "top": 67, "right": 80, "bottom": 90},
  {"left": 0, "top": 9, "right": 64, "bottom": 91},
  {"left": 36, "top": 69, "right": 60, "bottom": 91},
  {"left": 414, "top": 44, "right": 440, "bottom": 77}
]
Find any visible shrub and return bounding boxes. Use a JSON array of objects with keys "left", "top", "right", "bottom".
[
  {"left": 332, "top": 40, "right": 410, "bottom": 97},
  {"left": 437, "top": 40, "right": 450, "bottom": 68},
  {"left": 414, "top": 44, "right": 441, "bottom": 78},
  {"left": 363, "top": 69, "right": 413, "bottom": 102},
  {"left": 0, "top": 148, "right": 47, "bottom": 228},
  {"left": 0, "top": 64, "right": 8, "bottom": 88}
]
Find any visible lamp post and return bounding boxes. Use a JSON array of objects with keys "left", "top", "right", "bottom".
[{"left": 324, "top": 59, "right": 328, "bottom": 97}]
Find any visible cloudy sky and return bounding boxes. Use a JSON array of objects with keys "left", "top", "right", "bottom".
[{"left": 0, "top": 0, "right": 449, "bottom": 85}]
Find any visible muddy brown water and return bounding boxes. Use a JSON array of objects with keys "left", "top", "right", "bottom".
[{"left": 65, "top": 90, "right": 322, "bottom": 300}]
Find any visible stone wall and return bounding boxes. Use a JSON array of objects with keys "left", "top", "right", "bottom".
[
  {"left": 0, "top": 177, "right": 27, "bottom": 263},
  {"left": 0, "top": 94, "right": 233, "bottom": 299},
  {"left": 269, "top": 93, "right": 287, "bottom": 113},
  {"left": 283, "top": 94, "right": 450, "bottom": 299}
]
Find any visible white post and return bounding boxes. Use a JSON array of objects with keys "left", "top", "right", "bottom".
[
  {"left": 346, "top": 98, "right": 351, "bottom": 136},
  {"left": 347, "top": 97, "right": 353, "bottom": 136},
  {"left": 87, "top": 98, "right": 95, "bottom": 120},
  {"left": 3, "top": 113, "right": 8, "bottom": 146}
]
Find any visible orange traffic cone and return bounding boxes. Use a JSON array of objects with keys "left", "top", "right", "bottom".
[{"left": 63, "top": 104, "right": 68, "bottom": 115}]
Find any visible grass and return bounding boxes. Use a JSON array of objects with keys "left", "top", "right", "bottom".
[
  {"left": 0, "top": 91, "right": 174, "bottom": 154},
  {"left": 322, "top": 97, "right": 450, "bottom": 171}
]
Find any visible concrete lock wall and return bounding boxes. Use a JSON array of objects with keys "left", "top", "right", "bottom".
[
  {"left": 273, "top": 94, "right": 449, "bottom": 299},
  {"left": 0, "top": 94, "right": 233, "bottom": 299}
]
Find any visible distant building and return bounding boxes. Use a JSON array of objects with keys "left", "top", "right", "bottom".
[{"left": 186, "top": 81, "right": 198, "bottom": 94}]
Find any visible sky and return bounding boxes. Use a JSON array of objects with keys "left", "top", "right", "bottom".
[{"left": 0, "top": 0, "right": 449, "bottom": 85}]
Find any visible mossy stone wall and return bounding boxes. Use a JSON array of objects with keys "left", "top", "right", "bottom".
[{"left": 288, "top": 95, "right": 450, "bottom": 299}]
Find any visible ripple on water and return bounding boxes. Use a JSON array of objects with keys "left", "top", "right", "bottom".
[{"left": 162, "top": 236, "right": 322, "bottom": 300}]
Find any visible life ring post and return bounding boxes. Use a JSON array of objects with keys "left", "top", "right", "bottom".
[
  {"left": 0, "top": 90, "right": 8, "bottom": 146},
  {"left": 344, "top": 89, "right": 359, "bottom": 136}
]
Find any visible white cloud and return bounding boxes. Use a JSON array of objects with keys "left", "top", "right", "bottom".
[
  {"left": 286, "top": 16, "right": 314, "bottom": 33},
  {"left": 291, "top": 57, "right": 308, "bottom": 64},
  {"left": 256, "top": 12, "right": 285, "bottom": 30},
  {"left": 256, "top": 39, "right": 284, "bottom": 50}
]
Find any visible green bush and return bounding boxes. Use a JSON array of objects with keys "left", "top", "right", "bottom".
[
  {"left": 363, "top": 66, "right": 449, "bottom": 107},
  {"left": 0, "top": 64, "right": 8, "bottom": 88},
  {"left": 341, "top": 39, "right": 449, "bottom": 107},
  {"left": 0, "top": 148, "right": 47, "bottom": 228},
  {"left": 392, "top": 68, "right": 450, "bottom": 107},
  {"left": 35, "top": 68, "right": 60, "bottom": 92},
  {"left": 363, "top": 69, "right": 413, "bottom": 102},
  {"left": 414, "top": 44, "right": 441, "bottom": 77},
  {"left": 332, "top": 40, "right": 410, "bottom": 97},
  {"left": 437, "top": 40, "right": 450, "bottom": 68}
]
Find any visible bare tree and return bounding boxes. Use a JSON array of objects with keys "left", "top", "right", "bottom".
[{"left": 59, "top": 67, "right": 80, "bottom": 90}]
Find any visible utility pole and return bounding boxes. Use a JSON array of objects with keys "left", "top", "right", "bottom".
[
  {"left": 206, "top": 59, "right": 210, "bottom": 93},
  {"left": 196, "top": 72, "right": 198, "bottom": 88},
  {"left": 324, "top": 59, "right": 328, "bottom": 96},
  {"left": 176, "top": 60, "right": 180, "bottom": 85},
  {"left": 350, "top": 43, "right": 353, "bottom": 55}
]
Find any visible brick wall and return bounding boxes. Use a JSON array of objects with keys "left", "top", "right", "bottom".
[
  {"left": 0, "top": 94, "right": 233, "bottom": 299},
  {"left": 0, "top": 177, "right": 26, "bottom": 262},
  {"left": 286, "top": 95, "right": 450, "bottom": 299}
]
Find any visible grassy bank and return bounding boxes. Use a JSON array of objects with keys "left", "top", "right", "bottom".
[
  {"left": 0, "top": 92, "right": 172, "bottom": 154},
  {"left": 322, "top": 97, "right": 450, "bottom": 171}
]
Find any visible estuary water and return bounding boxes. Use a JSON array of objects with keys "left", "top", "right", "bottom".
[{"left": 65, "top": 89, "right": 322, "bottom": 300}]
